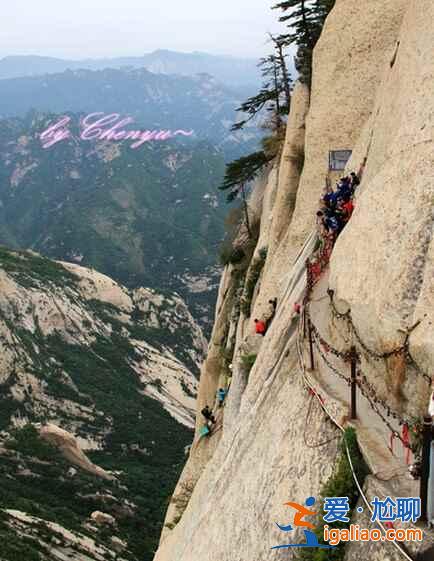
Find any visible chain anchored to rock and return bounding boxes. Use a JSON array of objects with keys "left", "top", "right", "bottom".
[
  {"left": 327, "top": 290, "right": 430, "bottom": 384},
  {"left": 306, "top": 308, "right": 355, "bottom": 363},
  {"left": 311, "top": 330, "right": 352, "bottom": 384}
]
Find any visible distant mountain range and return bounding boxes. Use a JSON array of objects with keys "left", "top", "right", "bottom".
[
  {"left": 0, "top": 65, "right": 262, "bottom": 331},
  {"left": 0, "top": 112, "right": 229, "bottom": 328},
  {"left": 0, "top": 50, "right": 262, "bottom": 88},
  {"left": 0, "top": 48, "right": 262, "bottom": 561},
  {"left": 0, "top": 67, "right": 259, "bottom": 159}
]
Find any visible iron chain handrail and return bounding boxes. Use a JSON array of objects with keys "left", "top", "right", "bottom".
[
  {"left": 307, "top": 297, "right": 414, "bottom": 447},
  {"left": 355, "top": 377, "right": 413, "bottom": 450},
  {"left": 311, "top": 330, "right": 352, "bottom": 384},
  {"left": 328, "top": 292, "right": 431, "bottom": 384},
  {"left": 405, "top": 349, "right": 432, "bottom": 384},
  {"left": 357, "top": 372, "right": 412, "bottom": 428},
  {"left": 297, "top": 320, "right": 415, "bottom": 561},
  {"left": 312, "top": 324, "right": 412, "bottom": 443},
  {"left": 307, "top": 309, "right": 354, "bottom": 362}
]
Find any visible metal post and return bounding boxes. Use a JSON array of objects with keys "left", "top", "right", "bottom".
[
  {"left": 420, "top": 415, "right": 432, "bottom": 522},
  {"left": 303, "top": 307, "right": 307, "bottom": 340},
  {"left": 308, "top": 319, "right": 315, "bottom": 371},
  {"left": 350, "top": 347, "right": 357, "bottom": 420}
]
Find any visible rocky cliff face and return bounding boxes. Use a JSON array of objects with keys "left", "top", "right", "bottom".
[
  {"left": 0, "top": 248, "right": 206, "bottom": 429},
  {"left": 153, "top": 1, "right": 434, "bottom": 560}
]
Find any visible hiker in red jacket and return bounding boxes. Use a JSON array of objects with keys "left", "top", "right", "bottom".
[
  {"left": 342, "top": 197, "right": 354, "bottom": 220},
  {"left": 254, "top": 319, "right": 267, "bottom": 336}
]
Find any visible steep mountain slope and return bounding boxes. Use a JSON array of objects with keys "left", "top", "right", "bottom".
[
  {"left": 152, "top": 1, "right": 434, "bottom": 560},
  {"left": 0, "top": 246, "right": 206, "bottom": 560},
  {"left": 0, "top": 50, "right": 262, "bottom": 88},
  {"left": 0, "top": 114, "right": 228, "bottom": 327}
]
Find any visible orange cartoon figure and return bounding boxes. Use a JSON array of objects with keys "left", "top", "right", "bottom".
[
  {"left": 272, "top": 497, "right": 334, "bottom": 550},
  {"left": 284, "top": 498, "right": 317, "bottom": 529}
]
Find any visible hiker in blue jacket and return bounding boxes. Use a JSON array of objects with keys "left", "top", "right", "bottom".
[{"left": 217, "top": 388, "right": 227, "bottom": 407}]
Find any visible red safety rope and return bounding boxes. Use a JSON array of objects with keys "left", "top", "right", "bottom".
[{"left": 401, "top": 423, "right": 412, "bottom": 465}]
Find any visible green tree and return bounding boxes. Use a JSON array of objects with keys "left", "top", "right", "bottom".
[
  {"left": 219, "top": 152, "right": 273, "bottom": 237},
  {"left": 273, "top": 0, "right": 336, "bottom": 87},
  {"left": 270, "top": 34, "right": 292, "bottom": 115},
  {"left": 231, "top": 40, "right": 292, "bottom": 132}
]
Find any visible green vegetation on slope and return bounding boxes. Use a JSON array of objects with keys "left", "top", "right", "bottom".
[
  {"left": 0, "top": 246, "right": 78, "bottom": 289},
  {"left": 0, "top": 115, "right": 228, "bottom": 329},
  {"left": 0, "top": 329, "right": 192, "bottom": 560},
  {"left": 0, "top": 248, "right": 195, "bottom": 560}
]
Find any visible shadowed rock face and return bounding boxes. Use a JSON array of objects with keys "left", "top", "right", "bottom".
[{"left": 153, "top": 1, "right": 433, "bottom": 560}]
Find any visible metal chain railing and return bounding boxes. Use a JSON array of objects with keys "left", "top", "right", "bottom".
[
  {"left": 328, "top": 291, "right": 431, "bottom": 385},
  {"left": 312, "top": 319, "right": 413, "bottom": 448},
  {"left": 357, "top": 372, "right": 411, "bottom": 427},
  {"left": 305, "top": 294, "right": 415, "bottom": 450},
  {"left": 307, "top": 309, "right": 354, "bottom": 362},
  {"left": 405, "top": 349, "right": 432, "bottom": 385},
  {"left": 311, "top": 330, "right": 351, "bottom": 384},
  {"left": 352, "top": 323, "right": 408, "bottom": 361},
  {"left": 328, "top": 294, "right": 351, "bottom": 320},
  {"left": 355, "top": 377, "right": 413, "bottom": 451},
  {"left": 297, "top": 320, "right": 416, "bottom": 561}
]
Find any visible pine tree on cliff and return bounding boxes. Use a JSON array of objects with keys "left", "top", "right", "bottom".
[
  {"left": 219, "top": 14, "right": 294, "bottom": 238},
  {"left": 231, "top": 38, "right": 292, "bottom": 132},
  {"left": 222, "top": 38, "right": 291, "bottom": 237},
  {"left": 271, "top": 34, "right": 292, "bottom": 116},
  {"left": 219, "top": 152, "right": 273, "bottom": 238},
  {"left": 273, "top": 0, "right": 336, "bottom": 87}
]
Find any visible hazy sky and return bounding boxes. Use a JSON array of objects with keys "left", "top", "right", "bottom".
[{"left": 1, "top": 0, "right": 285, "bottom": 60}]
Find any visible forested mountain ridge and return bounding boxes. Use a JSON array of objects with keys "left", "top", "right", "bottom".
[
  {"left": 0, "top": 112, "right": 230, "bottom": 328},
  {"left": 0, "top": 246, "right": 205, "bottom": 560},
  {"left": 0, "top": 68, "right": 259, "bottom": 158}
]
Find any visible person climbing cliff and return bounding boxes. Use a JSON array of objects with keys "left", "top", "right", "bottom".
[
  {"left": 264, "top": 298, "right": 278, "bottom": 329},
  {"left": 309, "top": 171, "right": 360, "bottom": 287},
  {"left": 340, "top": 196, "right": 354, "bottom": 220},
  {"left": 254, "top": 318, "right": 267, "bottom": 336},
  {"left": 350, "top": 171, "right": 360, "bottom": 190},
  {"left": 201, "top": 405, "right": 216, "bottom": 425},
  {"left": 217, "top": 388, "right": 227, "bottom": 407},
  {"left": 337, "top": 176, "right": 352, "bottom": 199},
  {"left": 318, "top": 172, "right": 359, "bottom": 236}
]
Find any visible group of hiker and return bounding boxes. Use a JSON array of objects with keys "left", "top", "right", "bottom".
[
  {"left": 316, "top": 172, "right": 359, "bottom": 239},
  {"left": 200, "top": 172, "right": 361, "bottom": 439},
  {"left": 200, "top": 387, "right": 228, "bottom": 434},
  {"left": 200, "top": 297, "right": 279, "bottom": 436},
  {"left": 253, "top": 174, "right": 360, "bottom": 339}
]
